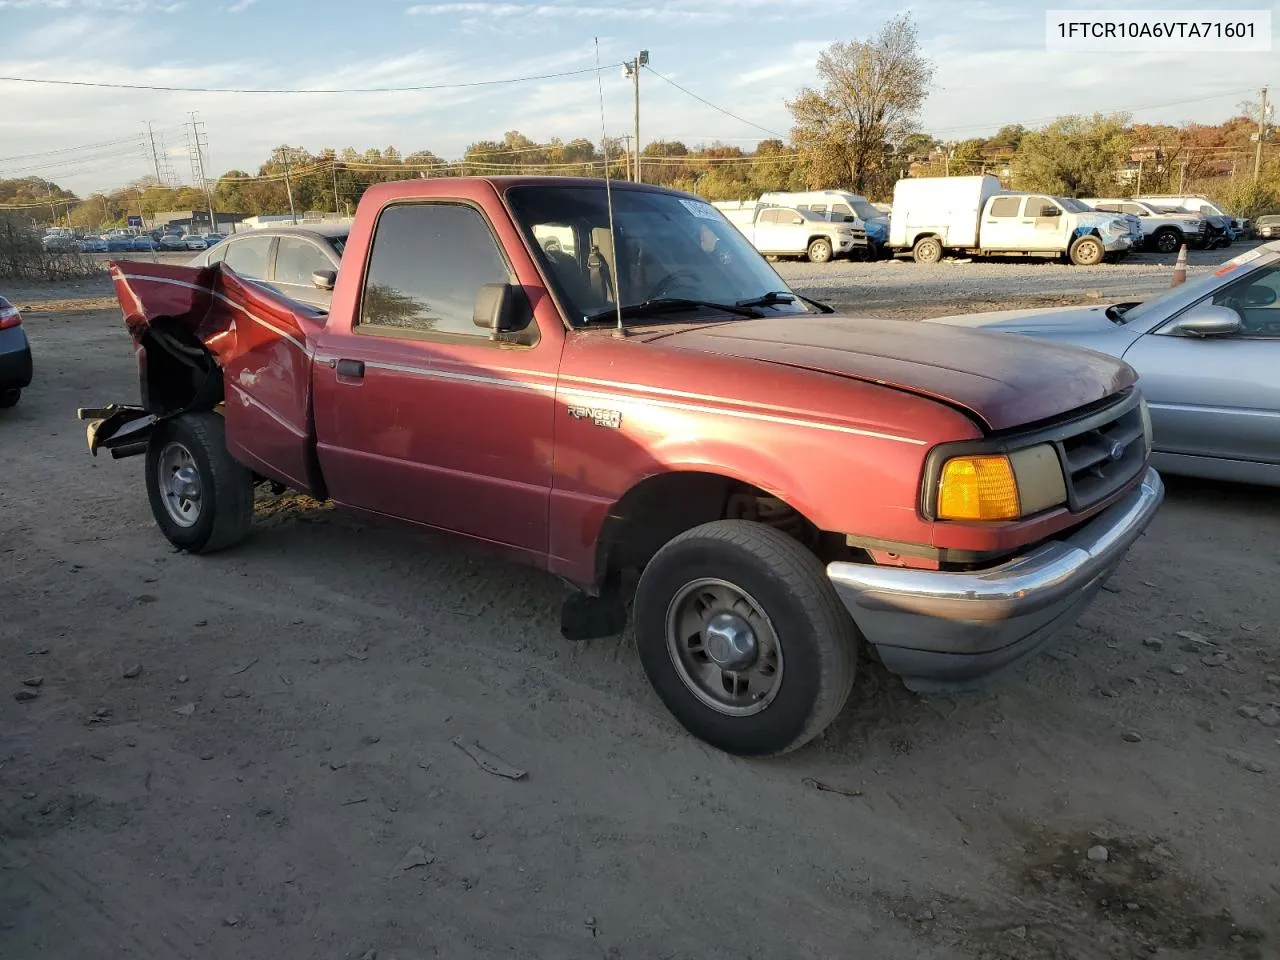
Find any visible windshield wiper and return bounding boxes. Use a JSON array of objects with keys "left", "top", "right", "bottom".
[
  {"left": 582, "top": 297, "right": 761, "bottom": 326},
  {"left": 737, "top": 290, "right": 835, "bottom": 314}
]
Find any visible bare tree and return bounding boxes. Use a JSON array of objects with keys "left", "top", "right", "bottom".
[{"left": 787, "top": 15, "right": 934, "bottom": 193}]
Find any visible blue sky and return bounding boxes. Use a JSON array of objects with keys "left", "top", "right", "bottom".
[{"left": 0, "top": 0, "right": 1275, "bottom": 195}]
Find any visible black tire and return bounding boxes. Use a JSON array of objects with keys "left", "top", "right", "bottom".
[
  {"left": 807, "top": 237, "right": 833, "bottom": 263},
  {"left": 0, "top": 388, "right": 19, "bottom": 408},
  {"left": 1069, "top": 235, "right": 1105, "bottom": 266},
  {"left": 145, "top": 411, "right": 253, "bottom": 553},
  {"left": 912, "top": 236, "right": 943, "bottom": 264},
  {"left": 1151, "top": 228, "right": 1182, "bottom": 254},
  {"left": 634, "top": 520, "right": 859, "bottom": 757}
]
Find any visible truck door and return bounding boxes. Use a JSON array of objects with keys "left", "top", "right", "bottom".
[
  {"left": 754, "top": 208, "right": 806, "bottom": 255},
  {"left": 1026, "top": 196, "right": 1067, "bottom": 251},
  {"left": 979, "top": 195, "right": 1025, "bottom": 249},
  {"left": 310, "top": 198, "right": 562, "bottom": 558}
]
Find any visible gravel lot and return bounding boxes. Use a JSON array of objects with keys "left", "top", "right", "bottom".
[{"left": 1, "top": 248, "right": 1278, "bottom": 959}]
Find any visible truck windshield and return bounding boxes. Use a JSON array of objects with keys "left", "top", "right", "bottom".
[
  {"left": 1055, "top": 198, "right": 1090, "bottom": 213},
  {"left": 850, "top": 200, "right": 883, "bottom": 220},
  {"left": 506, "top": 184, "right": 809, "bottom": 324}
]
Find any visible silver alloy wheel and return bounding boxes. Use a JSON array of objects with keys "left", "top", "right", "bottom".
[
  {"left": 157, "top": 441, "right": 203, "bottom": 528},
  {"left": 665, "top": 578, "right": 784, "bottom": 717}
]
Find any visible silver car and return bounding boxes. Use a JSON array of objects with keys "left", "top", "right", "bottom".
[{"left": 928, "top": 241, "right": 1280, "bottom": 486}]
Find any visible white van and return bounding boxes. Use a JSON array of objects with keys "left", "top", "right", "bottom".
[{"left": 758, "top": 190, "right": 883, "bottom": 225}]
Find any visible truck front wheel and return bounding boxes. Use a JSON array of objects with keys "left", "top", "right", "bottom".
[
  {"left": 1151, "top": 227, "right": 1182, "bottom": 254},
  {"left": 1068, "top": 235, "right": 1105, "bottom": 266},
  {"left": 807, "top": 237, "right": 833, "bottom": 263},
  {"left": 634, "top": 520, "right": 858, "bottom": 756},
  {"left": 912, "top": 236, "right": 943, "bottom": 264},
  {"left": 145, "top": 411, "right": 254, "bottom": 553}
]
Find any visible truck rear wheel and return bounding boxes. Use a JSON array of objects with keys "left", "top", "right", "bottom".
[
  {"left": 1069, "top": 235, "right": 1104, "bottom": 266},
  {"left": 634, "top": 520, "right": 858, "bottom": 756},
  {"left": 912, "top": 236, "right": 943, "bottom": 264},
  {"left": 807, "top": 237, "right": 833, "bottom": 263},
  {"left": 145, "top": 411, "right": 253, "bottom": 554}
]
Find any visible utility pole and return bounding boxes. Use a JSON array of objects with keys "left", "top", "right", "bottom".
[
  {"left": 146, "top": 121, "right": 162, "bottom": 183},
  {"left": 1136, "top": 158, "right": 1143, "bottom": 195},
  {"left": 1254, "top": 86, "right": 1269, "bottom": 182},
  {"left": 45, "top": 181, "right": 57, "bottom": 226},
  {"left": 189, "top": 112, "right": 217, "bottom": 235},
  {"left": 622, "top": 51, "right": 648, "bottom": 182},
  {"left": 1178, "top": 157, "right": 1188, "bottom": 193},
  {"left": 331, "top": 158, "right": 340, "bottom": 216},
  {"left": 277, "top": 147, "right": 297, "bottom": 224}
]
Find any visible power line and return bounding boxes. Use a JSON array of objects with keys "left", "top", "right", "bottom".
[
  {"left": 0, "top": 65, "right": 609, "bottom": 95},
  {"left": 927, "top": 88, "right": 1257, "bottom": 136},
  {"left": 0, "top": 134, "right": 146, "bottom": 164},
  {"left": 642, "top": 66, "right": 785, "bottom": 139}
]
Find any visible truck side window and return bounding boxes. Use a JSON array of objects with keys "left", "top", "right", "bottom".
[
  {"left": 1094, "top": 203, "right": 1119, "bottom": 213},
  {"left": 1121, "top": 204, "right": 1146, "bottom": 217},
  {"left": 810, "top": 204, "right": 827, "bottom": 217},
  {"left": 831, "top": 204, "right": 852, "bottom": 218},
  {"left": 359, "top": 203, "right": 511, "bottom": 338},
  {"left": 989, "top": 197, "right": 1021, "bottom": 218},
  {"left": 759, "top": 209, "right": 781, "bottom": 223},
  {"left": 1028, "top": 197, "right": 1060, "bottom": 218}
]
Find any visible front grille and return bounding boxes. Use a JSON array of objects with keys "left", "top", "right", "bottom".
[{"left": 1056, "top": 401, "right": 1146, "bottom": 511}]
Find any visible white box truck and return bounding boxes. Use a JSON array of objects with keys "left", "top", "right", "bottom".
[{"left": 888, "top": 175, "right": 1133, "bottom": 266}]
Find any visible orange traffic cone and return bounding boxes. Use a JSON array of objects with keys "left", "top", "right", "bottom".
[{"left": 1171, "top": 244, "right": 1187, "bottom": 287}]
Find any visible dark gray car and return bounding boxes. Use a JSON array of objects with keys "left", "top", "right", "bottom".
[
  {"left": 927, "top": 241, "right": 1280, "bottom": 486},
  {"left": 189, "top": 224, "right": 347, "bottom": 309}
]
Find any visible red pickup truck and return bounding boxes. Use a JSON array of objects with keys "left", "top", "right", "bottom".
[{"left": 82, "top": 176, "right": 1164, "bottom": 756}]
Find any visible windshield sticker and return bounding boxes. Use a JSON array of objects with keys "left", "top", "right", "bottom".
[
  {"left": 1214, "top": 247, "right": 1263, "bottom": 276},
  {"left": 679, "top": 198, "right": 721, "bottom": 220}
]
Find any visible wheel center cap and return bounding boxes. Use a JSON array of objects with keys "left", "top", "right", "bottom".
[
  {"left": 173, "top": 465, "right": 202, "bottom": 502},
  {"left": 703, "top": 612, "right": 758, "bottom": 670}
]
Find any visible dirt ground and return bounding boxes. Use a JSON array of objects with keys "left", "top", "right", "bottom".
[{"left": 2, "top": 272, "right": 1278, "bottom": 959}]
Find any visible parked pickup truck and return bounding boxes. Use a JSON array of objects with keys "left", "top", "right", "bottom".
[
  {"left": 890, "top": 175, "right": 1134, "bottom": 265},
  {"left": 713, "top": 201, "right": 867, "bottom": 263},
  {"left": 1082, "top": 198, "right": 1209, "bottom": 253},
  {"left": 82, "top": 176, "right": 1164, "bottom": 756}
]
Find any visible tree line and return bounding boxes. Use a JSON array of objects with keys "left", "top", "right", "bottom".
[{"left": 5, "top": 13, "right": 1277, "bottom": 232}]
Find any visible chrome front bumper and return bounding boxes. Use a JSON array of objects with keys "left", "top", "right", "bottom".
[{"left": 827, "top": 467, "right": 1164, "bottom": 691}]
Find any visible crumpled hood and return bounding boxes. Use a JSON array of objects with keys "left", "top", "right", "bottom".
[{"left": 651, "top": 315, "right": 1135, "bottom": 432}]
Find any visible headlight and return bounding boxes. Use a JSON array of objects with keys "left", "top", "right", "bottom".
[{"left": 935, "top": 444, "right": 1066, "bottom": 521}]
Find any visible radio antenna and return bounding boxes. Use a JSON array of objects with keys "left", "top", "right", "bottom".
[{"left": 594, "top": 37, "right": 626, "bottom": 338}]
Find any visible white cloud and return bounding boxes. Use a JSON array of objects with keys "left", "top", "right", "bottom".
[{"left": 226, "top": 0, "right": 257, "bottom": 10}]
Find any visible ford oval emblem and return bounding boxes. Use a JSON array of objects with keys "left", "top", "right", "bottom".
[{"left": 1108, "top": 441, "right": 1126, "bottom": 462}]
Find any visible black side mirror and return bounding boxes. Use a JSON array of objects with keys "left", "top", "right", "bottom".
[
  {"left": 311, "top": 269, "right": 337, "bottom": 290},
  {"left": 1040, "top": 205, "right": 1061, "bottom": 218},
  {"left": 472, "top": 282, "right": 526, "bottom": 339}
]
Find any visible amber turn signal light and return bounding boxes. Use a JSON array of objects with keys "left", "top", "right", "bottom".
[{"left": 936, "top": 455, "right": 1021, "bottom": 521}]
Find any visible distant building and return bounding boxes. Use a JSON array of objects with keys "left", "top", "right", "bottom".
[
  {"left": 152, "top": 209, "right": 246, "bottom": 233},
  {"left": 238, "top": 212, "right": 350, "bottom": 231}
]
